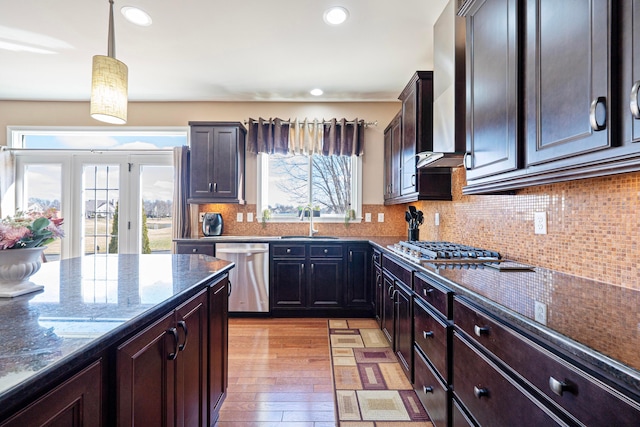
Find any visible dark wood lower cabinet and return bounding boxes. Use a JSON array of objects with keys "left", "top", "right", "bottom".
[
  {"left": 0, "top": 360, "right": 103, "bottom": 427},
  {"left": 117, "top": 289, "right": 209, "bottom": 427},
  {"left": 453, "top": 333, "right": 564, "bottom": 426},
  {"left": 381, "top": 272, "right": 395, "bottom": 345},
  {"left": 208, "top": 275, "right": 229, "bottom": 424},
  {"left": 308, "top": 259, "right": 342, "bottom": 307},
  {"left": 414, "top": 348, "right": 448, "bottom": 427},
  {"left": 394, "top": 281, "right": 412, "bottom": 379}
]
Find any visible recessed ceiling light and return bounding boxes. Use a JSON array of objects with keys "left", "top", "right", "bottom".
[
  {"left": 310, "top": 88, "right": 324, "bottom": 96},
  {"left": 121, "top": 6, "right": 152, "bottom": 26},
  {"left": 323, "top": 6, "right": 349, "bottom": 26}
]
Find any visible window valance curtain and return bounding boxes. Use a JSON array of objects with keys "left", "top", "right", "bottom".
[{"left": 247, "top": 117, "right": 365, "bottom": 156}]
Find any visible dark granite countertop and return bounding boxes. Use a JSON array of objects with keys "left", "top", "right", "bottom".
[
  {"left": 368, "top": 238, "right": 640, "bottom": 399},
  {"left": 0, "top": 254, "right": 233, "bottom": 406}
]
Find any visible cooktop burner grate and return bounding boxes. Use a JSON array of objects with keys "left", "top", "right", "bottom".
[{"left": 387, "top": 240, "right": 501, "bottom": 265}]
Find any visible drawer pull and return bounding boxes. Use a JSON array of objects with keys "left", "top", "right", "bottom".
[
  {"left": 631, "top": 81, "right": 640, "bottom": 119},
  {"left": 474, "top": 325, "right": 490, "bottom": 337},
  {"left": 423, "top": 331, "right": 434, "bottom": 339},
  {"left": 324, "top": 249, "right": 329, "bottom": 254},
  {"left": 192, "top": 248, "right": 198, "bottom": 253},
  {"left": 473, "top": 386, "right": 489, "bottom": 399},
  {"left": 549, "top": 377, "right": 574, "bottom": 396},
  {"left": 423, "top": 386, "right": 434, "bottom": 394},
  {"left": 423, "top": 288, "right": 433, "bottom": 297},
  {"left": 286, "top": 248, "right": 291, "bottom": 254}
]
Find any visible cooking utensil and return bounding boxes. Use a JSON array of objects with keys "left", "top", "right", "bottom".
[
  {"left": 405, "top": 211, "right": 412, "bottom": 223},
  {"left": 416, "top": 211, "right": 424, "bottom": 225}
]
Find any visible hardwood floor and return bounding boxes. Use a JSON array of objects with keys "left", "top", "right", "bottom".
[{"left": 218, "top": 318, "right": 337, "bottom": 427}]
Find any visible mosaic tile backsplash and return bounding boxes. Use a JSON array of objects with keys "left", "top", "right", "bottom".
[{"left": 198, "top": 168, "right": 640, "bottom": 291}]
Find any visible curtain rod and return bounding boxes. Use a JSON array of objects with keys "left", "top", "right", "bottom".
[{"left": 244, "top": 119, "right": 378, "bottom": 127}]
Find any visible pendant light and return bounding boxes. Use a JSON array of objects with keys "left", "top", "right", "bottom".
[{"left": 90, "top": 0, "right": 128, "bottom": 124}]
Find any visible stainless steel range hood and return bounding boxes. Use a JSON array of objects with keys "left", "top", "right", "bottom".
[{"left": 418, "top": 0, "right": 466, "bottom": 168}]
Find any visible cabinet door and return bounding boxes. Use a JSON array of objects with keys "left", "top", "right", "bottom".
[
  {"left": 210, "top": 126, "right": 239, "bottom": 200},
  {"left": 401, "top": 84, "right": 418, "bottom": 196},
  {"left": 345, "top": 245, "right": 371, "bottom": 308},
  {"left": 464, "top": 0, "right": 521, "bottom": 179},
  {"left": 0, "top": 360, "right": 103, "bottom": 427},
  {"left": 308, "top": 259, "right": 342, "bottom": 307},
  {"left": 394, "top": 282, "right": 412, "bottom": 378},
  {"left": 117, "top": 310, "right": 177, "bottom": 427},
  {"left": 374, "top": 263, "right": 383, "bottom": 327},
  {"left": 525, "top": 0, "right": 611, "bottom": 165},
  {"left": 189, "top": 126, "right": 216, "bottom": 199},
  {"left": 622, "top": 0, "right": 640, "bottom": 144},
  {"left": 384, "top": 112, "right": 402, "bottom": 200},
  {"left": 271, "top": 260, "right": 306, "bottom": 308},
  {"left": 208, "top": 276, "right": 229, "bottom": 425},
  {"left": 381, "top": 272, "right": 395, "bottom": 345},
  {"left": 175, "top": 289, "right": 208, "bottom": 427}
]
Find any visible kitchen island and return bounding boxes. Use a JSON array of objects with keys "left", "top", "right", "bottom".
[{"left": 0, "top": 254, "right": 233, "bottom": 426}]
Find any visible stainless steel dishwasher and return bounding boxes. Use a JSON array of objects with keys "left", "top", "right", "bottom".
[{"left": 214, "top": 243, "right": 269, "bottom": 312}]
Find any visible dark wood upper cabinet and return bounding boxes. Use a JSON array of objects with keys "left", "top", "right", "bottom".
[
  {"left": 525, "top": 0, "right": 612, "bottom": 165},
  {"left": 188, "top": 122, "right": 246, "bottom": 204},
  {"left": 384, "top": 72, "right": 453, "bottom": 204},
  {"left": 462, "top": 0, "right": 522, "bottom": 180},
  {"left": 383, "top": 112, "right": 402, "bottom": 201}
]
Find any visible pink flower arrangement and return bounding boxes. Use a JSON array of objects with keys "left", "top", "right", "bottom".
[{"left": 0, "top": 209, "right": 64, "bottom": 250}]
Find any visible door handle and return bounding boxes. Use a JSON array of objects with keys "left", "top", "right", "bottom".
[
  {"left": 208, "top": 182, "right": 212, "bottom": 192},
  {"left": 177, "top": 320, "right": 188, "bottom": 351},
  {"left": 463, "top": 152, "right": 472, "bottom": 170},
  {"left": 167, "top": 327, "right": 179, "bottom": 360},
  {"left": 213, "top": 182, "right": 218, "bottom": 192},
  {"left": 227, "top": 279, "right": 232, "bottom": 297},
  {"left": 311, "top": 263, "right": 314, "bottom": 275},
  {"left": 589, "top": 96, "right": 607, "bottom": 131},
  {"left": 630, "top": 81, "right": 640, "bottom": 119}
]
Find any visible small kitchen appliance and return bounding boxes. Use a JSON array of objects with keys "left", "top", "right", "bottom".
[{"left": 202, "top": 212, "right": 223, "bottom": 236}]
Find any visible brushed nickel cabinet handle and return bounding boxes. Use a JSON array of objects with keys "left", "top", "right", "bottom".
[
  {"left": 549, "top": 377, "right": 574, "bottom": 396},
  {"left": 208, "top": 182, "right": 212, "bottom": 192},
  {"left": 423, "top": 386, "right": 434, "bottom": 394},
  {"left": 630, "top": 81, "right": 640, "bottom": 119},
  {"left": 474, "top": 386, "right": 489, "bottom": 399},
  {"left": 423, "top": 331, "right": 434, "bottom": 339},
  {"left": 423, "top": 288, "right": 433, "bottom": 297},
  {"left": 474, "top": 325, "right": 490, "bottom": 337},
  {"left": 411, "top": 174, "right": 416, "bottom": 186},
  {"left": 324, "top": 249, "right": 329, "bottom": 254},
  {"left": 192, "top": 248, "right": 197, "bottom": 253},
  {"left": 286, "top": 248, "right": 291, "bottom": 254},
  {"left": 213, "top": 182, "right": 218, "bottom": 192},
  {"left": 177, "top": 320, "right": 188, "bottom": 352},
  {"left": 464, "top": 152, "right": 472, "bottom": 170},
  {"left": 589, "top": 96, "right": 607, "bottom": 131}
]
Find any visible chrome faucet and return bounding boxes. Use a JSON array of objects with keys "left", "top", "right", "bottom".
[{"left": 302, "top": 205, "right": 319, "bottom": 237}]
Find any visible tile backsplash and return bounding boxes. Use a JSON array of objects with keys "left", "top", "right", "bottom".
[{"left": 197, "top": 168, "right": 640, "bottom": 290}]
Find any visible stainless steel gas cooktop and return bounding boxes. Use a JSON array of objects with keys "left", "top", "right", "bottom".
[{"left": 386, "top": 240, "right": 502, "bottom": 268}]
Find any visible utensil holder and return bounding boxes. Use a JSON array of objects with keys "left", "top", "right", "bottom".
[{"left": 408, "top": 228, "right": 419, "bottom": 241}]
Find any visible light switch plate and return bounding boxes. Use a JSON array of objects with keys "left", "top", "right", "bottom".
[
  {"left": 247, "top": 212, "right": 254, "bottom": 222},
  {"left": 377, "top": 213, "right": 384, "bottom": 222},
  {"left": 199, "top": 212, "right": 205, "bottom": 222},
  {"left": 365, "top": 213, "right": 371, "bottom": 222},
  {"left": 236, "top": 212, "right": 243, "bottom": 222},
  {"left": 534, "top": 301, "right": 547, "bottom": 325}
]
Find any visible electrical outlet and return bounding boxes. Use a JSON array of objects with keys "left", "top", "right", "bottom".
[
  {"left": 534, "top": 301, "right": 547, "bottom": 325},
  {"left": 534, "top": 212, "right": 547, "bottom": 235},
  {"left": 365, "top": 213, "right": 372, "bottom": 222},
  {"left": 377, "top": 213, "right": 384, "bottom": 222},
  {"left": 247, "top": 212, "right": 254, "bottom": 222},
  {"left": 199, "top": 212, "right": 205, "bottom": 222},
  {"left": 236, "top": 212, "right": 243, "bottom": 222},
  {"left": 435, "top": 212, "right": 440, "bottom": 226}
]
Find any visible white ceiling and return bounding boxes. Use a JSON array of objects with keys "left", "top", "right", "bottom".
[{"left": 0, "top": 0, "right": 448, "bottom": 103}]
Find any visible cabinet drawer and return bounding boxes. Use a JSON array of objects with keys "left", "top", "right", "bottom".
[
  {"left": 414, "top": 347, "right": 448, "bottom": 427},
  {"left": 271, "top": 244, "right": 306, "bottom": 258},
  {"left": 453, "top": 333, "right": 564, "bottom": 426},
  {"left": 382, "top": 255, "right": 412, "bottom": 287},
  {"left": 176, "top": 242, "right": 214, "bottom": 256},
  {"left": 309, "top": 245, "right": 342, "bottom": 258},
  {"left": 454, "top": 297, "right": 640, "bottom": 425},
  {"left": 414, "top": 301, "right": 450, "bottom": 384},
  {"left": 414, "top": 272, "right": 453, "bottom": 319}
]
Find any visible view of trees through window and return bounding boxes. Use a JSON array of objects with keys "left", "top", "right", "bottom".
[{"left": 267, "top": 154, "right": 353, "bottom": 217}]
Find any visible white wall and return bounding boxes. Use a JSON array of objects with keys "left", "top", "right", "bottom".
[{"left": 0, "top": 100, "right": 400, "bottom": 204}]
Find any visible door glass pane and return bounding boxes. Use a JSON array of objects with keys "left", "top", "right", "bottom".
[
  {"left": 140, "top": 165, "right": 173, "bottom": 254},
  {"left": 23, "top": 164, "right": 62, "bottom": 260},
  {"left": 83, "top": 165, "right": 119, "bottom": 255}
]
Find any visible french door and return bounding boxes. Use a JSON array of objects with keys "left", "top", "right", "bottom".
[{"left": 15, "top": 151, "right": 173, "bottom": 260}]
